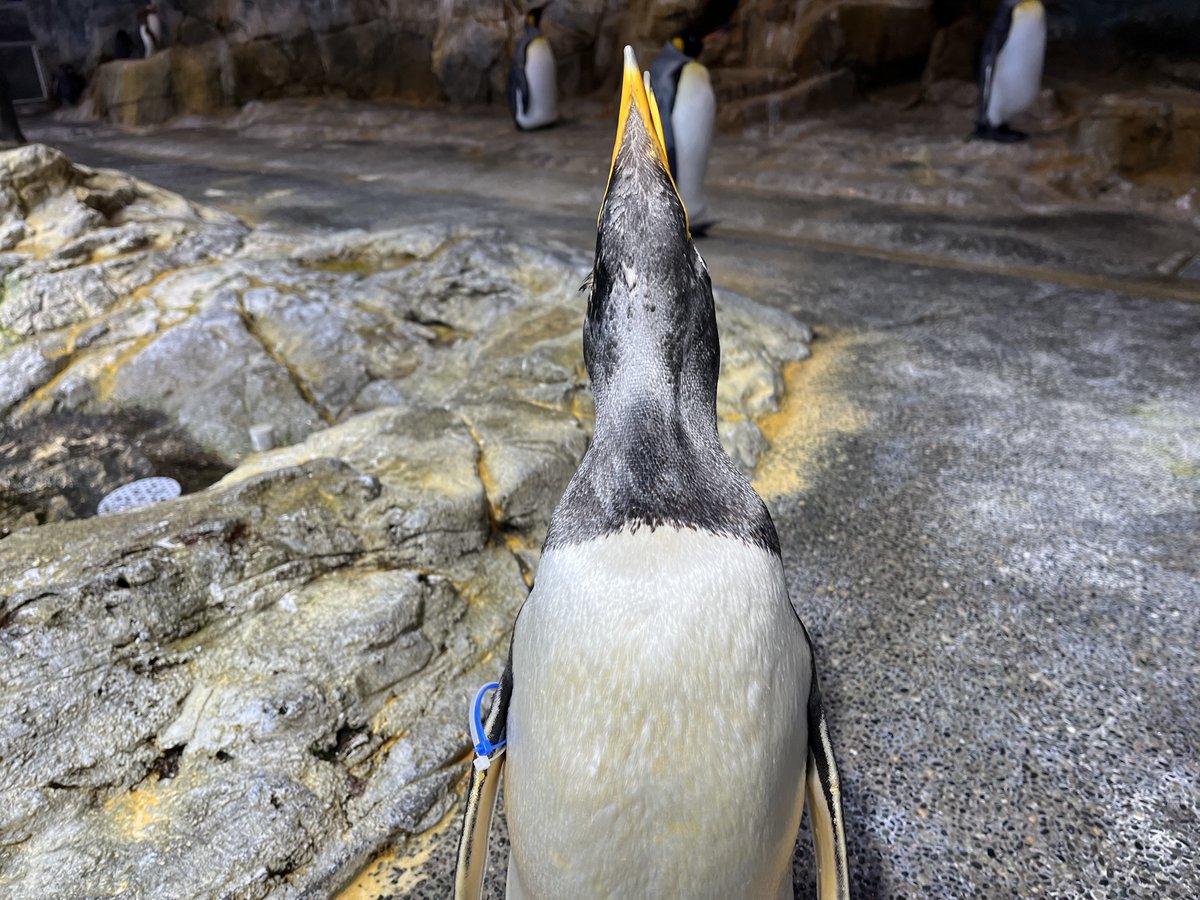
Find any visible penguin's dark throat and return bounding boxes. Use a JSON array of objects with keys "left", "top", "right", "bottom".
[
  {"left": 541, "top": 45, "right": 779, "bottom": 554},
  {"left": 587, "top": 46, "right": 717, "bottom": 440},
  {"left": 582, "top": 233, "right": 720, "bottom": 444}
]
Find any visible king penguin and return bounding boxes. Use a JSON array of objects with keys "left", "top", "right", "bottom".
[
  {"left": 455, "top": 46, "right": 851, "bottom": 900},
  {"left": 974, "top": 0, "right": 1046, "bottom": 142},
  {"left": 508, "top": 5, "right": 558, "bottom": 131},
  {"left": 649, "top": 30, "right": 716, "bottom": 233}
]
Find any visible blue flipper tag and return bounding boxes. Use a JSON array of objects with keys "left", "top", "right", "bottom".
[{"left": 470, "top": 681, "right": 507, "bottom": 771}]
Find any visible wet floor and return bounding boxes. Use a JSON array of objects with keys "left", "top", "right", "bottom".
[{"left": 24, "top": 100, "right": 1200, "bottom": 898}]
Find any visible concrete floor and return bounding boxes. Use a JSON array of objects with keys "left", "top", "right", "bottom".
[{"left": 25, "top": 102, "right": 1200, "bottom": 898}]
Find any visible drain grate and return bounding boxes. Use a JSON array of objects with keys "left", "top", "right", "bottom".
[{"left": 97, "top": 476, "right": 182, "bottom": 515}]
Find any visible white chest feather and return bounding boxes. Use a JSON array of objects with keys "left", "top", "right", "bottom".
[
  {"left": 505, "top": 526, "right": 810, "bottom": 899},
  {"left": 987, "top": 4, "right": 1046, "bottom": 126},
  {"left": 671, "top": 62, "right": 716, "bottom": 225},
  {"left": 516, "top": 37, "right": 558, "bottom": 129}
]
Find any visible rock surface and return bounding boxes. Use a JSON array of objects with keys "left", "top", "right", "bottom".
[{"left": 0, "top": 143, "right": 812, "bottom": 897}]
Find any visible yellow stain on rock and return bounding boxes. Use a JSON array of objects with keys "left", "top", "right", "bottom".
[
  {"left": 752, "top": 332, "right": 869, "bottom": 502},
  {"left": 336, "top": 791, "right": 463, "bottom": 900},
  {"left": 104, "top": 788, "right": 163, "bottom": 841}
]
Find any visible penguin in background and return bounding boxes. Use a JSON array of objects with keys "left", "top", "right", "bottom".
[
  {"left": 649, "top": 28, "right": 716, "bottom": 233},
  {"left": 139, "top": 4, "right": 164, "bottom": 57},
  {"left": 456, "top": 46, "right": 851, "bottom": 900},
  {"left": 973, "top": 0, "right": 1047, "bottom": 142},
  {"left": 508, "top": 5, "right": 558, "bottom": 131},
  {"left": 0, "top": 67, "right": 26, "bottom": 147},
  {"left": 54, "top": 65, "right": 86, "bottom": 106},
  {"left": 113, "top": 29, "right": 134, "bottom": 60}
]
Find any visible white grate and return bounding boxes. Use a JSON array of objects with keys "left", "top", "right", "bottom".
[{"left": 97, "top": 476, "right": 182, "bottom": 515}]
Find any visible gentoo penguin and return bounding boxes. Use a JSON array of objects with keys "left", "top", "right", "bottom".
[
  {"left": 456, "top": 46, "right": 851, "bottom": 900},
  {"left": 508, "top": 5, "right": 558, "bottom": 131},
  {"left": 139, "top": 5, "right": 163, "bottom": 57},
  {"left": 649, "top": 30, "right": 716, "bottom": 232},
  {"left": 973, "top": 0, "right": 1046, "bottom": 142}
]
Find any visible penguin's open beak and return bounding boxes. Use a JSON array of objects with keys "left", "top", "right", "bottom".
[{"left": 601, "top": 46, "right": 688, "bottom": 234}]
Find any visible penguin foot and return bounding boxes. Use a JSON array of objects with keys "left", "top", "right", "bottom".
[
  {"left": 995, "top": 123, "right": 1029, "bottom": 142},
  {"left": 971, "top": 122, "right": 1029, "bottom": 143},
  {"left": 514, "top": 118, "right": 561, "bottom": 133}
]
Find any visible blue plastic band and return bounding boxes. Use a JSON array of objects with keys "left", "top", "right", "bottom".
[{"left": 471, "top": 681, "right": 507, "bottom": 757}]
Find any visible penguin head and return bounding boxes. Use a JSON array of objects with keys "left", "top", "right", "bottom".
[
  {"left": 585, "top": 46, "right": 718, "bottom": 419},
  {"left": 673, "top": 29, "right": 705, "bottom": 59},
  {"left": 526, "top": 4, "right": 548, "bottom": 28}
]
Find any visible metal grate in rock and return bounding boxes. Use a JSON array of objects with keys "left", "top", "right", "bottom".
[{"left": 97, "top": 476, "right": 182, "bottom": 515}]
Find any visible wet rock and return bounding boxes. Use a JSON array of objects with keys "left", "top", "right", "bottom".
[
  {"left": 318, "top": 22, "right": 444, "bottom": 102},
  {"left": 175, "top": 15, "right": 222, "bottom": 48},
  {"left": 921, "top": 15, "right": 983, "bottom": 86},
  {"left": 463, "top": 400, "right": 590, "bottom": 535},
  {"left": 706, "top": 0, "right": 935, "bottom": 75},
  {"left": 1071, "top": 92, "right": 1200, "bottom": 178},
  {"left": 719, "top": 69, "right": 857, "bottom": 129},
  {"left": 105, "top": 287, "right": 326, "bottom": 461},
  {"left": 1158, "top": 58, "right": 1200, "bottom": 92},
  {"left": 431, "top": 6, "right": 507, "bottom": 105},
  {"left": 0, "top": 144, "right": 246, "bottom": 341},
  {"left": 231, "top": 31, "right": 325, "bottom": 105},
  {"left": 90, "top": 52, "right": 176, "bottom": 127},
  {"left": 169, "top": 42, "right": 230, "bottom": 116},
  {"left": 838, "top": 0, "right": 937, "bottom": 76},
  {"left": 0, "top": 439, "right": 508, "bottom": 899},
  {"left": 227, "top": 407, "right": 493, "bottom": 570},
  {"left": 0, "top": 344, "right": 63, "bottom": 417}
]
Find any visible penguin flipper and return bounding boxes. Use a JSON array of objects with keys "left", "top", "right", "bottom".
[
  {"left": 508, "top": 66, "right": 529, "bottom": 120},
  {"left": 977, "top": 4, "right": 1013, "bottom": 127},
  {"left": 806, "top": 748, "right": 849, "bottom": 899},
  {"left": 509, "top": 30, "right": 534, "bottom": 122},
  {"left": 805, "top": 666, "right": 850, "bottom": 898},
  {"left": 454, "top": 667, "right": 513, "bottom": 900}
]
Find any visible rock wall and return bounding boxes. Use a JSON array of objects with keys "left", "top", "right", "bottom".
[{"left": 25, "top": 0, "right": 1200, "bottom": 128}]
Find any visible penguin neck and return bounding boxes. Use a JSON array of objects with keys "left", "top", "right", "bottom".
[
  {"left": 547, "top": 316, "right": 779, "bottom": 554},
  {"left": 588, "top": 330, "right": 721, "bottom": 456}
]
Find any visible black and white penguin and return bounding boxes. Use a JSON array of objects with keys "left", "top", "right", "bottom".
[
  {"left": 139, "top": 5, "right": 163, "bottom": 57},
  {"left": 974, "top": 0, "right": 1047, "bottom": 142},
  {"left": 456, "top": 46, "right": 850, "bottom": 900},
  {"left": 649, "top": 29, "right": 716, "bottom": 232},
  {"left": 508, "top": 5, "right": 558, "bottom": 131}
]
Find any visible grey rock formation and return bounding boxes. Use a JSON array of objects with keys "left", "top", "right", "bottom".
[{"left": 0, "top": 144, "right": 812, "bottom": 897}]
